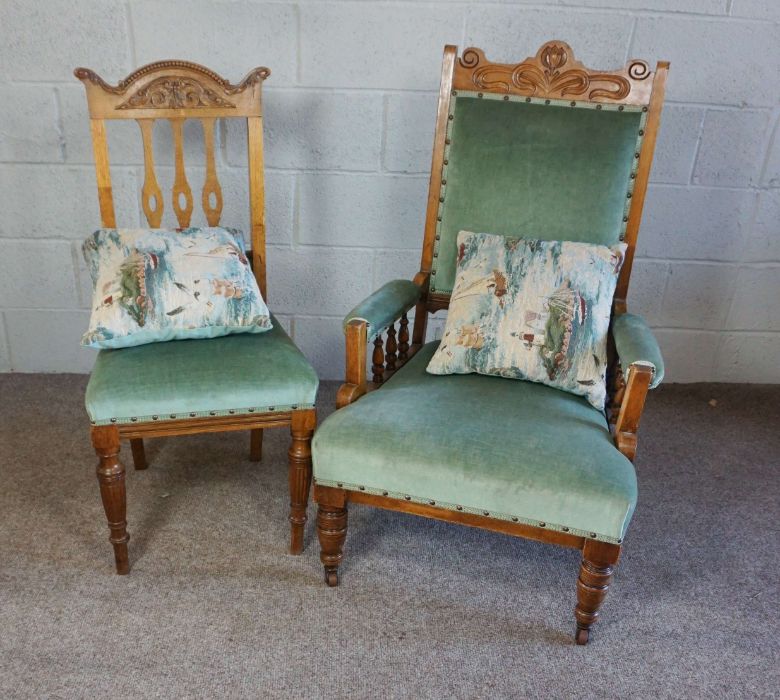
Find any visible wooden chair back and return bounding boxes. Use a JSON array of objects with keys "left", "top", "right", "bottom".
[
  {"left": 75, "top": 61, "right": 271, "bottom": 297},
  {"left": 417, "top": 41, "right": 668, "bottom": 318}
]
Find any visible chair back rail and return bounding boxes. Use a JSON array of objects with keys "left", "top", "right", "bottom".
[
  {"left": 75, "top": 60, "right": 270, "bottom": 298},
  {"left": 418, "top": 41, "right": 668, "bottom": 316}
]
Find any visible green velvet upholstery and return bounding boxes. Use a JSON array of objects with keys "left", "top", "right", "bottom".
[
  {"left": 431, "top": 93, "right": 645, "bottom": 294},
  {"left": 312, "top": 342, "right": 637, "bottom": 543},
  {"left": 343, "top": 279, "right": 421, "bottom": 340},
  {"left": 86, "top": 316, "right": 318, "bottom": 425},
  {"left": 612, "top": 313, "right": 665, "bottom": 388}
]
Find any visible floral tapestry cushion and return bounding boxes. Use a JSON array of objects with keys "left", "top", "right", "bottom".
[
  {"left": 82, "top": 227, "right": 272, "bottom": 349},
  {"left": 426, "top": 231, "right": 627, "bottom": 409}
]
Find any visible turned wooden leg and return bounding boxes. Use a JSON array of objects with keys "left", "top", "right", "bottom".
[
  {"left": 91, "top": 425, "right": 130, "bottom": 575},
  {"left": 574, "top": 540, "right": 621, "bottom": 644},
  {"left": 288, "top": 410, "right": 315, "bottom": 555},
  {"left": 249, "top": 428, "right": 263, "bottom": 462},
  {"left": 316, "top": 486, "right": 348, "bottom": 587},
  {"left": 130, "top": 438, "right": 147, "bottom": 470}
]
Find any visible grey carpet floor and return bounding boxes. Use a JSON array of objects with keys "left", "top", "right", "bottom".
[{"left": 0, "top": 375, "right": 778, "bottom": 699}]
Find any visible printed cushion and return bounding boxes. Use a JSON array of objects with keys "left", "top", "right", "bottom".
[
  {"left": 426, "top": 231, "right": 626, "bottom": 409},
  {"left": 82, "top": 227, "right": 272, "bottom": 349}
]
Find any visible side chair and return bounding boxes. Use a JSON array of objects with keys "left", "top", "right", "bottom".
[
  {"left": 75, "top": 61, "right": 318, "bottom": 573},
  {"left": 312, "top": 41, "right": 668, "bottom": 644}
]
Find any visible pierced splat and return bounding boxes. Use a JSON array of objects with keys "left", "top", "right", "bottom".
[
  {"left": 201, "top": 117, "right": 223, "bottom": 226},
  {"left": 138, "top": 119, "right": 163, "bottom": 227},
  {"left": 171, "top": 119, "right": 194, "bottom": 227}
]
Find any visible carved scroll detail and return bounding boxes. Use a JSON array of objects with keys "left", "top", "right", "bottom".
[
  {"left": 118, "top": 77, "right": 235, "bottom": 110},
  {"left": 457, "top": 42, "right": 651, "bottom": 102}
]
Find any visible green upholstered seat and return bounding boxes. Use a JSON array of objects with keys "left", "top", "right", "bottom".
[
  {"left": 312, "top": 342, "right": 636, "bottom": 543},
  {"left": 86, "top": 317, "right": 318, "bottom": 425}
]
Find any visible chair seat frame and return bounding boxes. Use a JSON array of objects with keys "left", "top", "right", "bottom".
[
  {"left": 315, "top": 41, "right": 668, "bottom": 645},
  {"left": 77, "top": 60, "right": 316, "bottom": 574}
]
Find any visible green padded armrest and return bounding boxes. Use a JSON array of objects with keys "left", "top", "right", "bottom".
[
  {"left": 612, "top": 313, "right": 664, "bottom": 388},
  {"left": 343, "top": 279, "right": 421, "bottom": 340}
]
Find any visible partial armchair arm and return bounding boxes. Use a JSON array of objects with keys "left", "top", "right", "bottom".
[
  {"left": 343, "top": 279, "right": 421, "bottom": 340},
  {"left": 338, "top": 279, "right": 422, "bottom": 408},
  {"left": 610, "top": 313, "right": 664, "bottom": 461}
]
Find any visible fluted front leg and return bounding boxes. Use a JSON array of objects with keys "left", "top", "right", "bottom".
[
  {"left": 316, "top": 486, "right": 348, "bottom": 587},
  {"left": 288, "top": 410, "right": 315, "bottom": 555},
  {"left": 574, "top": 541, "right": 621, "bottom": 644},
  {"left": 91, "top": 425, "right": 130, "bottom": 574}
]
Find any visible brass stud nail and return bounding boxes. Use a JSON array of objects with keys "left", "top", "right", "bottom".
[
  {"left": 190, "top": 412, "right": 196, "bottom": 417},
  {"left": 382, "top": 491, "right": 388, "bottom": 496},
  {"left": 635, "top": 152, "right": 640, "bottom": 158},
  {"left": 456, "top": 505, "right": 463, "bottom": 511},
  {"left": 429, "top": 500, "right": 435, "bottom": 505},
  {"left": 618, "top": 538, "right": 623, "bottom": 543},
  {"left": 292, "top": 405, "right": 298, "bottom": 409},
  {"left": 269, "top": 406, "right": 275, "bottom": 411},
  {"left": 590, "top": 533, "right": 598, "bottom": 538},
  {"left": 228, "top": 409, "right": 235, "bottom": 414},
  {"left": 435, "top": 235, "right": 440, "bottom": 241},
  {"left": 448, "top": 114, "right": 454, "bottom": 120},
  {"left": 627, "top": 193, "right": 632, "bottom": 199},
  {"left": 433, "top": 252, "right": 438, "bottom": 258},
  {"left": 623, "top": 216, "right": 628, "bottom": 223},
  {"left": 359, "top": 485, "right": 365, "bottom": 491},
  {"left": 642, "top": 106, "right": 648, "bottom": 112},
  {"left": 477, "top": 92, "right": 483, "bottom": 98},
  {"left": 618, "top": 105, "right": 624, "bottom": 111},
  {"left": 638, "top": 129, "right": 644, "bottom": 135},
  {"left": 503, "top": 95, "right": 509, "bottom": 101},
  {"left": 209, "top": 411, "right": 216, "bottom": 416},
  {"left": 544, "top": 99, "right": 551, "bottom": 105},
  {"left": 562, "top": 527, "right": 569, "bottom": 532},
  {"left": 431, "top": 287, "right": 436, "bottom": 292},
  {"left": 483, "top": 511, "right": 489, "bottom": 516},
  {"left": 570, "top": 101, "right": 576, "bottom": 107},
  {"left": 445, "top": 138, "right": 451, "bottom": 145},
  {"left": 337, "top": 482, "right": 343, "bottom": 487},
  {"left": 441, "top": 179, "right": 447, "bottom": 185},
  {"left": 539, "top": 522, "right": 546, "bottom": 527},
  {"left": 511, "top": 517, "right": 518, "bottom": 522},
  {"left": 152, "top": 415, "right": 158, "bottom": 420},
  {"left": 443, "top": 159, "right": 448, "bottom": 165},
  {"left": 110, "top": 418, "right": 117, "bottom": 423},
  {"left": 404, "top": 495, "right": 411, "bottom": 501},
  {"left": 437, "top": 216, "right": 442, "bottom": 222},
  {"left": 170, "top": 414, "right": 176, "bottom": 419},
  {"left": 525, "top": 97, "right": 531, "bottom": 103},
  {"left": 631, "top": 173, "right": 636, "bottom": 179},
  {"left": 596, "top": 104, "right": 602, "bottom": 110},
  {"left": 131, "top": 417, "right": 137, "bottom": 422},
  {"left": 451, "top": 90, "right": 457, "bottom": 96},
  {"left": 248, "top": 408, "right": 255, "bottom": 413},
  {"left": 439, "top": 196, "right": 444, "bottom": 203}
]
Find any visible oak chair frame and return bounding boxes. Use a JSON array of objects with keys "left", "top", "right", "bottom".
[
  {"left": 76, "top": 61, "right": 315, "bottom": 574},
  {"left": 315, "top": 41, "right": 668, "bottom": 644}
]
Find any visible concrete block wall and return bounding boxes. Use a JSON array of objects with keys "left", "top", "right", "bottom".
[{"left": 0, "top": 0, "right": 778, "bottom": 382}]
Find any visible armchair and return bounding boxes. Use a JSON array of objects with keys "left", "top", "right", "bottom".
[
  {"left": 76, "top": 60, "right": 318, "bottom": 573},
  {"left": 312, "top": 41, "right": 668, "bottom": 644}
]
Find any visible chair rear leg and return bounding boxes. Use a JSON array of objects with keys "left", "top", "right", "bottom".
[
  {"left": 316, "top": 486, "right": 348, "bottom": 587},
  {"left": 249, "top": 429, "right": 263, "bottom": 462},
  {"left": 91, "top": 425, "right": 130, "bottom": 574},
  {"left": 130, "top": 438, "right": 148, "bottom": 470},
  {"left": 574, "top": 540, "right": 621, "bottom": 644},
  {"left": 288, "top": 410, "right": 315, "bottom": 554}
]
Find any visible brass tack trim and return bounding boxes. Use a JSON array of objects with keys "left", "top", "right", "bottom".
[
  {"left": 590, "top": 533, "right": 598, "bottom": 538},
  {"left": 635, "top": 152, "right": 640, "bottom": 158},
  {"left": 483, "top": 511, "right": 490, "bottom": 516},
  {"left": 382, "top": 491, "right": 388, "bottom": 496},
  {"left": 431, "top": 287, "right": 436, "bottom": 292},
  {"left": 228, "top": 410, "right": 235, "bottom": 414},
  {"left": 269, "top": 406, "right": 275, "bottom": 410},
  {"left": 337, "top": 482, "right": 343, "bottom": 487},
  {"left": 456, "top": 506, "right": 463, "bottom": 511},
  {"left": 189, "top": 412, "right": 196, "bottom": 417},
  {"left": 627, "top": 193, "right": 632, "bottom": 199},
  {"left": 511, "top": 517, "right": 518, "bottom": 522},
  {"left": 435, "top": 235, "right": 440, "bottom": 241},
  {"left": 170, "top": 414, "right": 176, "bottom": 419},
  {"left": 130, "top": 417, "right": 137, "bottom": 422},
  {"left": 618, "top": 105, "right": 624, "bottom": 111},
  {"left": 544, "top": 99, "right": 551, "bottom": 105},
  {"left": 429, "top": 500, "right": 436, "bottom": 505},
  {"left": 638, "top": 129, "right": 644, "bottom": 135},
  {"left": 209, "top": 411, "right": 216, "bottom": 416},
  {"left": 404, "top": 495, "right": 411, "bottom": 501},
  {"left": 570, "top": 101, "right": 576, "bottom": 107},
  {"left": 445, "top": 138, "right": 451, "bottom": 145},
  {"left": 631, "top": 173, "right": 636, "bottom": 179},
  {"left": 503, "top": 95, "right": 509, "bottom": 101},
  {"left": 451, "top": 90, "right": 457, "bottom": 96},
  {"left": 448, "top": 114, "right": 454, "bottom": 120},
  {"left": 359, "top": 485, "right": 365, "bottom": 491},
  {"left": 562, "top": 527, "right": 569, "bottom": 532},
  {"left": 443, "top": 159, "right": 449, "bottom": 165},
  {"left": 437, "top": 216, "right": 442, "bottom": 222},
  {"left": 441, "top": 178, "right": 447, "bottom": 185},
  {"left": 618, "top": 538, "right": 623, "bottom": 544},
  {"left": 248, "top": 408, "right": 255, "bottom": 413},
  {"left": 623, "top": 216, "right": 629, "bottom": 222},
  {"left": 525, "top": 97, "right": 531, "bottom": 103},
  {"left": 439, "top": 196, "right": 444, "bottom": 203},
  {"left": 596, "top": 104, "right": 602, "bottom": 110},
  {"left": 152, "top": 415, "right": 158, "bottom": 420},
  {"left": 433, "top": 252, "right": 438, "bottom": 258},
  {"left": 110, "top": 418, "right": 117, "bottom": 423},
  {"left": 539, "top": 522, "right": 546, "bottom": 527},
  {"left": 292, "top": 405, "right": 298, "bottom": 409}
]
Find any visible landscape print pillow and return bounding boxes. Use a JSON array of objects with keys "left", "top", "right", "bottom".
[
  {"left": 426, "top": 231, "right": 627, "bottom": 409},
  {"left": 82, "top": 227, "right": 272, "bottom": 349}
]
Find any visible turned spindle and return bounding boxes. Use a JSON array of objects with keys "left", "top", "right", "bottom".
[
  {"left": 385, "top": 324, "right": 397, "bottom": 372},
  {"left": 372, "top": 335, "right": 385, "bottom": 385},
  {"left": 398, "top": 313, "right": 410, "bottom": 362}
]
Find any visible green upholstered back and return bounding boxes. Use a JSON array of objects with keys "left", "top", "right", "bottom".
[{"left": 430, "top": 92, "right": 646, "bottom": 294}]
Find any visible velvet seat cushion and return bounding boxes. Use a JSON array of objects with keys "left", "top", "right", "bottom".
[
  {"left": 86, "top": 316, "right": 318, "bottom": 425},
  {"left": 312, "top": 342, "right": 636, "bottom": 543}
]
